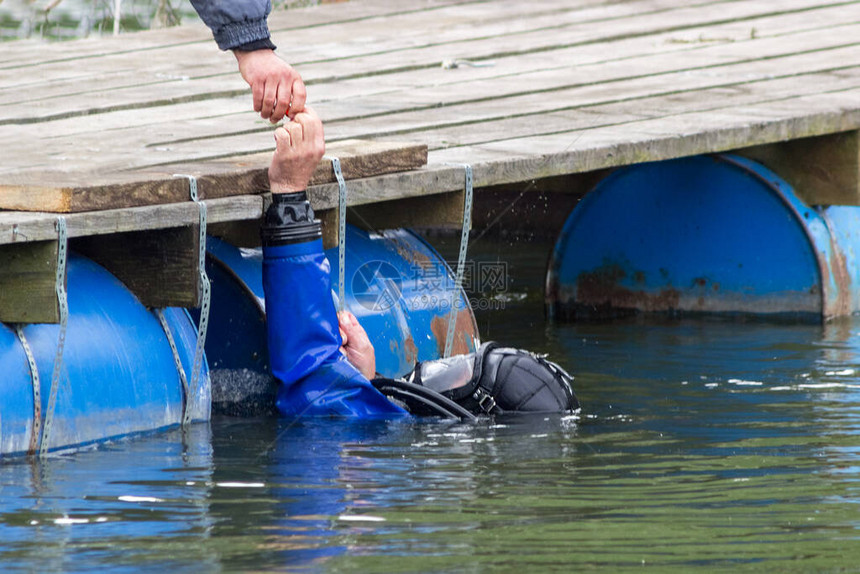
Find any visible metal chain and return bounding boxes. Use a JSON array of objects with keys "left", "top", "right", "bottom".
[
  {"left": 444, "top": 165, "right": 474, "bottom": 358},
  {"left": 174, "top": 174, "right": 211, "bottom": 426},
  {"left": 329, "top": 157, "right": 348, "bottom": 311},
  {"left": 154, "top": 309, "right": 191, "bottom": 417},
  {"left": 40, "top": 216, "right": 69, "bottom": 456},
  {"left": 15, "top": 325, "right": 41, "bottom": 455}
]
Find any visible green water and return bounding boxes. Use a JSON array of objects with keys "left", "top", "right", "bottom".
[{"left": 2, "top": 239, "right": 860, "bottom": 572}]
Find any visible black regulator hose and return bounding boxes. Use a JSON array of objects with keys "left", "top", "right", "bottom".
[{"left": 371, "top": 378, "right": 479, "bottom": 422}]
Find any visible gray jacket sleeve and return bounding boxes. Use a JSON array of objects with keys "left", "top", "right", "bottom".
[{"left": 190, "top": 0, "right": 273, "bottom": 51}]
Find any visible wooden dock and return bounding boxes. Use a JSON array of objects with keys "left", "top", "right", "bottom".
[{"left": 4, "top": 0, "right": 860, "bottom": 321}]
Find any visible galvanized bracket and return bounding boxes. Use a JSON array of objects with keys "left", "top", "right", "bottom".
[
  {"left": 327, "top": 156, "right": 348, "bottom": 311},
  {"left": 443, "top": 164, "right": 473, "bottom": 358},
  {"left": 154, "top": 309, "right": 191, "bottom": 421},
  {"left": 14, "top": 325, "right": 41, "bottom": 455},
  {"left": 174, "top": 174, "right": 211, "bottom": 426},
  {"left": 40, "top": 216, "right": 69, "bottom": 456}
]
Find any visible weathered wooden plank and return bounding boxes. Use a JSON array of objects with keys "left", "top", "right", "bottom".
[
  {"left": 306, "top": 3, "right": 860, "bottom": 103},
  {"left": 163, "top": 139, "right": 428, "bottom": 188},
  {"left": 8, "top": 2, "right": 855, "bottom": 178},
  {"left": 0, "top": 0, "right": 629, "bottom": 109},
  {"left": 3, "top": 86, "right": 860, "bottom": 253},
  {"left": 73, "top": 226, "right": 201, "bottom": 308},
  {"left": 85, "top": 41, "right": 860, "bottom": 172},
  {"left": 426, "top": 87, "right": 860, "bottom": 188},
  {"left": 0, "top": 195, "right": 264, "bottom": 245},
  {"left": 0, "top": 140, "right": 426, "bottom": 212},
  {"left": 0, "top": 241, "right": 59, "bottom": 324},
  {"left": 0, "top": 163, "right": 469, "bottom": 246},
  {"left": 4, "top": 0, "right": 839, "bottom": 118},
  {"left": 376, "top": 68, "right": 860, "bottom": 153},
  {"left": 0, "top": 172, "right": 193, "bottom": 213},
  {"left": 0, "top": 0, "right": 844, "bottom": 125},
  {"left": 0, "top": 0, "right": 683, "bottom": 84},
  {"left": 0, "top": 0, "right": 486, "bottom": 67},
  {"left": 4, "top": 0, "right": 860, "bottom": 253},
  {"left": 0, "top": 0, "right": 848, "bottom": 191},
  {"left": 55, "top": 8, "right": 851, "bottom": 138},
  {"left": 287, "top": 0, "right": 858, "bottom": 85},
  {"left": 312, "top": 40, "right": 860, "bottom": 143}
]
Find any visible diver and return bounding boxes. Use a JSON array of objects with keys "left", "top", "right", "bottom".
[{"left": 261, "top": 107, "right": 579, "bottom": 420}]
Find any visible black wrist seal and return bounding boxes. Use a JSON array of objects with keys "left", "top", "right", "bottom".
[{"left": 260, "top": 191, "right": 323, "bottom": 246}]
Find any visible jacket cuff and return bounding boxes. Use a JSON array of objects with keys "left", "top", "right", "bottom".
[
  {"left": 214, "top": 17, "right": 271, "bottom": 51},
  {"left": 234, "top": 38, "right": 278, "bottom": 52}
]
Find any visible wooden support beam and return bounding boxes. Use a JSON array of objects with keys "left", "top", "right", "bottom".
[
  {"left": 208, "top": 219, "right": 264, "bottom": 248},
  {"left": 320, "top": 209, "right": 339, "bottom": 251},
  {"left": 349, "top": 190, "right": 469, "bottom": 231},
  {"left": 0, "top": 141, "right": 427, "bottom": 214},
  {"left": 73, "top": 226, "right": 201, "bottom": 308},
  {"left": 737, "top": 131, "right": 860, "bottom": 206},
  {"left": 319, "top": 190, "right": 466, "bottom": 249},
  {"left": 470, "top": 171, "right": 609, "bottom": 239},
  {"left": 0, "top": 241, "right": 59, "bottom": 324}
]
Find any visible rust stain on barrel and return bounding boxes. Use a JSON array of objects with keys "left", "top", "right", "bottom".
[
  {"left": 575, "top": 264, "right": 680, "bottom": 314},
  {"left": 404, "top": 334, "right": 419, "bottom": 365},
  {"left": 385, "top": 232, "right": 434, "bottom": 270},
  {"left": 825, "top": 233, "right": 852, "bottom": 317},
  {"left": 430, "top": 310, "right": 478, "bottom": 356}
]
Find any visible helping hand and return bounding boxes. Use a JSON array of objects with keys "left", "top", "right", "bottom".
[{"left": 234, "top": 49, "right": 307, "bottom": 123}]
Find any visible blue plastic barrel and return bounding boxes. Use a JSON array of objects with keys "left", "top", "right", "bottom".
[
  {"left": 547, "top": 154, "right": 860, "bottom": 320},
  {"left": 204, "top": 225, "right": 479, "bottom": 413},
  {"left": 0, "top": 254, "right": 207, "bottom": 456}
]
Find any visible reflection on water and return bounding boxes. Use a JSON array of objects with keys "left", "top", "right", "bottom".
[
  {"left": 4, "top": 237, "right": 860, "bottom": 571},
  {"left": 2, "top": 314, "right": 860, "bottom": 572}
]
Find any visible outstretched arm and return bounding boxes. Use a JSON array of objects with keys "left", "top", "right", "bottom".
[
  {"left": 191, "top": 0, "right": 307, "bottom": 123},
  {"left": 262, "top": 110, "right": 405, "bottom": 417}
]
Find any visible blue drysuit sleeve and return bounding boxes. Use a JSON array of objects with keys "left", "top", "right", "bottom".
[
  {"left": 261, "top": 195, "right": 407, "bottom": 418},
  {"left": 190, "top": 0, "right": 273, "bottom": 50}
]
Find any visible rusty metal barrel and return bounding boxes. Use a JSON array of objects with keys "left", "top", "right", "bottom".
[{"left": 547, "top": 154, "right": 860, "bottom": 321}]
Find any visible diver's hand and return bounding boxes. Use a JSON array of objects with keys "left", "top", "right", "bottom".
[
  {"left": 234, "top": 49, "right": 307, "bottom": 123},
  {"left": 268, "top": 106, "right": 325, "bottom": 194},
  {"left": 338, "top": 310, "right": 376, "bottom": 380}
]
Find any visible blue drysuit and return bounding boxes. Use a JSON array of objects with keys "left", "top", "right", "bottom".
[{"left": 261, "top": 193, "right": 407, "bottom": 418}]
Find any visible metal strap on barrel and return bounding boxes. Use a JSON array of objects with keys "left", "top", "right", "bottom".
[
  {"left": 40, "top": 216, "right": 69, "bottom": 456},
  {"left": 444, "top": 164, "right": 474, "bottom": 358},
  {"left": 329, "top": 156, "right": 348, "bottom": 311},
  {"left": 154, "top": 309, "right": 191, "bottom": 419},
  {"left": 15, "top": 325, "right": 41, "bottom": 455},
  {"left": 174, "top": 174, "right": 211, "bottom": 426}
]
